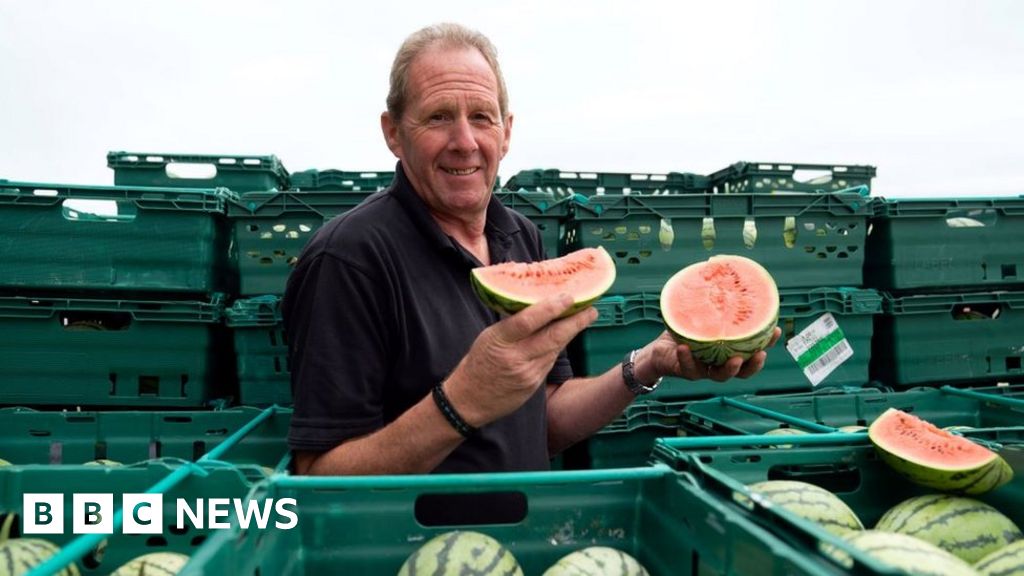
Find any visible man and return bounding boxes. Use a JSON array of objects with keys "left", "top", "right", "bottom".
[{"left": 284, "top": 23, "right": 779, "bottom": 477}]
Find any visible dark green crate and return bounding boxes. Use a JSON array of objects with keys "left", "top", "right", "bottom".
[
  {"left": 506, "top": 168, "right": 710, "bottom": 196},
  {"left": 226, "top": 296, "right": 290, "bottom": 407},
  {"left": 288, "top": 168, "right": 394, "bottom": 191},
  {"left": 652, "top": 433, "right": 1024, "bottom": 576},
  {"left": 864, "top": 196, "right": 1024, "bottom": 292},
  {"left": 0, "top": 294, "right": 232, "bottom": 408},
  {"left": 494, "top": 190, "right": 572, "bottom": 258},
  {"left": 568, "top": 191, "right": 871, "bottom": 292},
  {"left": 0, "top": 181, "right": 235, "bottom": 295},
  {"left": 181, "top": 467, "right": 843, "bottom": 576},
  {"left": 678, "top": 385, "right": 1024, "bottom": 436},
  {"left": 107, "top": 151, "right": 288, "bottom": 192},
  {"left": 708, "top": 161, "right": 876, "bottom": 194},
  {"left": 228, "top": 190, "right": 378, "bottom": 295},
  {"left": 573, "top": 287, "right": 882, "bottom": 403},
  {"left": 873, "top": 290, "right": 1024, "bottom": 387},
  {"left": 0, "top": 460, "right": 258, "bottom": 574},
  {"left": 0, "top": 406, "right": 291, "bottom": 468}
]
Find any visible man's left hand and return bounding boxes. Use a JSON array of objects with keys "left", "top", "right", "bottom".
[{"left": 640, "top": 327, "right": 783, "bottom": 383}]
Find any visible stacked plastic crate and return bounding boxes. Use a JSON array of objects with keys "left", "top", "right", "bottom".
[
  {"left": 864, "top": 195, "right": 1024, "bottom": 388},
  {"left": 0, "top": 153, "right": 296, "bottom": 575}
]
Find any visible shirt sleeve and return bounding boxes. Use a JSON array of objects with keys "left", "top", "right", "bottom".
[{"left": 284, "top": 252, "right": 391, "bottom": 453}]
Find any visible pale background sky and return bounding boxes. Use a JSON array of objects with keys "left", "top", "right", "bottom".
[{"left": 1, "top": 0, "right": 1022, "bottom": 197}]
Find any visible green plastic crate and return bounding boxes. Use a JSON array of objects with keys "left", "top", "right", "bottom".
[
  {"left": 0, "top": 406, "right": 291, "bottom": 469},
  {"left": 652, "top": 433, "right": 1024, "bottom": 576},
  {"left": 228, "top": 190, "right": 378, "bottom": 295},
  {"left": 873, "top": 290, "right": 1024, "bottom": 387},
  {"left": 181, "top": 467, "right": 844, "bottom": 576},
  {"left": 494, "top": 189, "right": 573, "bottom": 258},
  {"left": 505, "top": 168, "right": 710, "bottom": 196},
  {"left": 865, "top": 196, "right": 1024, "bottom": 291},
  {"left": 288, "top": 168, "right": 394, "bottom": 191},
  {"left": 709, "top": 161, "right": 876, "bottom": 195},
  {"left": 573, "top": 287, "right": 882, "bottom": 403},
  {"left": 226, "top": 296, "right": 289, "bottom": 406},
  {"left": 568, "top": 191, "right": 871, "bottom": 292},
  {"left": 677, "top": 385, "right": 1024, "bottom": 436},
  {"left": 107, "top": 151, "right": 288, "bottom": 192},
  {"left": 0, "top": 181, "right": 235, "bottom": 295},
  {"left": 0, "top": 294, "right": 232, "bottom": 408},
  {"left": 0, "top": 460, "right": 262, "bottom": 575}
]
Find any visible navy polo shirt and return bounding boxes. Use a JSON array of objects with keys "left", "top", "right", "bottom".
[{"left": 283, "top": 163, "right": 573, "bottom": 473}]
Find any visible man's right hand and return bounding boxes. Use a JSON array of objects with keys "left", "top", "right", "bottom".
[{"left": 442, "top": 293, "right": 598, "bottom": 428}]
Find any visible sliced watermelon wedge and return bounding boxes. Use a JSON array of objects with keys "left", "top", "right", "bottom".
[
  {"left": 470, "top": 247, "right": 616, "bottom": 317},
  {"left": 869, "top": 408, "right": 1013, "bottom": 495}
]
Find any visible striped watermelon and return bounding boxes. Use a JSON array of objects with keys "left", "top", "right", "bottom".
[
  {"left": 869, "top": 408, "right": 1013, "bottom": 495},
  {"left": 841, "top": 531, "right": 979, "bottom": 576},
  {"left": 398, "top": 531, "right": 523, "bottom": 576},
  {"left": 764, "top": 427, "right": 810, "bottom": 449},
  {"left": 975, "top": 539, "right": 1024, "bottom": 576},
  {"left": 542, "top": 546, "right": 649, "bottom": 575},
  {"left": 660, "top": 255, "right": 779, "bottom": 366},
  {"left": 0, "top": 538, "right": 81, "bottom": 576},
  {"left": 83, "top": 459, "right": 123, "bottom": 467},
  {"left": 875, "top": 494, "right": 1022, "bottom": 564},
  {"left": 747, "top": 480, "right": 863, "bottom": 537},
  {"left": 108, "top": 551, "right": 189, "bottom": 575}
]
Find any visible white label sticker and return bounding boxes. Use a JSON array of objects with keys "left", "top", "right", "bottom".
[{"left": 786, "top": 313, "right": 853, "bottom": 386}]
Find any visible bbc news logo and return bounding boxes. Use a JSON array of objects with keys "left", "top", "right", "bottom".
[{"left": 23, "top": 494, "right": 298, "bottom": 534}]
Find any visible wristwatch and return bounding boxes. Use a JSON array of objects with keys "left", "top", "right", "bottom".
[{"left": 621, "top": 349, "right": 663, "bottom": 395}]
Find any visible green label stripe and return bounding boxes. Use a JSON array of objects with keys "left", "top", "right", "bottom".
[{"left": 796, "top": 327, "right": 847, "bottom": 369}]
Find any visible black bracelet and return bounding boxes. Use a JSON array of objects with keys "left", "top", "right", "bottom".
[{"left": 432, "top": 383, "right": 478, "bottom": 438}]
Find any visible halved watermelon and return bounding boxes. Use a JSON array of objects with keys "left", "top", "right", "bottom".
[
  {"left": 660, "top": 255, "right": 779, "bottom": 366},
  {"left": 470, "top": 247, "right": 616, "bottom": 316},
  {"left": 869, "top": 408, "right": 1013, "bottom": 495}
]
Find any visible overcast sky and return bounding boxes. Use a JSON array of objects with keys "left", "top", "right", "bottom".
[{"left": 1, "top": 0, "right": 1022, "bottom": 197}]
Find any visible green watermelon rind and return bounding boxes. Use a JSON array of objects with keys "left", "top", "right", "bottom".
[
  {"left": 837, "top": 531, "right": 980, "bottom": 576},
  {"left": 542, "top": 546, "right": 649, "bottom": 576},
  {"left": 661, "top": 255, "right": 780, "bottom": 366},
  {"left": 874, "top": 494, "right": 1023, "bottom": 565},
  {"left": 747, "top": 480, "right": 864, "bottom": 537},
  {"left": 974, "top": 539, "right": 1024, "bottom": 576},
  {"left": 470, "top": 248, "right": 615, "bottom": 318},
  {"left": 869, "top": 408, "right": 1014, "bottom": 495}
]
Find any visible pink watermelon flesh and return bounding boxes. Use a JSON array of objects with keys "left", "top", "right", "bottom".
[
  {"left": 661, "top": 255, "right": 778, "bottom": 341},
  {"left": 869, "top": 408, "right": 996, "bottom": 471},
  {"left": 470, "top": 247, "right": 616, "bottom": 314}
]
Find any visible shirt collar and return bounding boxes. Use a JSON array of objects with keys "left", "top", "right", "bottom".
[{"left": 390, "top": 162, "right": 518, "bottom": 263}]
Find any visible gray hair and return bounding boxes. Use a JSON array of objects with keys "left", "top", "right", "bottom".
[{"left": 386, "top": 23, "right": 509, "bottom": 121}]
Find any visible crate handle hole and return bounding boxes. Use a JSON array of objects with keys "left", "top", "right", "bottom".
[
  {"left": 260, "top": 257, "right": 274, "bottom": 265},
  {"left": 165, "top": 162, "right": 217, "bottom": 180},
  {"left": 951, "top": 303, "right": 1000, "bottom": 321},
  {"left": 61, "top": 312, "right": 132, "bottom": 331},
  {"left": 62, "top": 199, "right": 137, "bottom": 223},
  {"left": 138, "top": 376, "right": 160, "bottom": 396},
  {"left": 837, "top": 252, "right": 849, "bottom": 259},
  {"left": 414, "top": 492, "right": 526, "bottom": 526},
  {"left": 792, "top": 169, "right": 833, "bottom": 185},
  {"left": 1002, "top": 264, "right": 1018, "bottom": 279},
  {"left": 1007, "top": 357, "right": 1022, "bottom": 371},
  {"left": 147, "top": 535, "right": 170, "bottom": 546},
  {"left": 28, "top": 429, "right": 52, "bottom": 437}
]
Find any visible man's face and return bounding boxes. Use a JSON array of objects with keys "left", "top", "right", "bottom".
[{"left": 382, "top": 45, "right": 512, "bottom": 219}]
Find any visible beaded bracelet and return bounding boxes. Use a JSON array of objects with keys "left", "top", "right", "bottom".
[{"left": 432, "top": 383, "right": 478, "bottom": 438}]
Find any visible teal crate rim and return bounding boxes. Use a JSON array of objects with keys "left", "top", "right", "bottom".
[
  {"left": 288, "top": 168, "right": 394, "bottom": 191},
  {"left": 0, "top": 180, "right": 236, "bottom": 208},
  {"left": 107, "top": 150, "right": 288, "bottom": 178},
  {"left": 883, "top": 289, "right": 1024, "bottom": 314},
  {"left": 871, "top": 195, "right": 1024, "bottom": 217},
  {"left": 226, "top": 295, "right": 282, "bottom": 326},
  {"left": 226, "top": 189, "right": 377, "bottom": 217},
  {"left": 571, "top": 190, "right": 870, "bottom": 218},
  {"left": 494, "top": 189, "right": 574, "bottom": 216},
  {"left": 505, "top": 168, "right": 711, "bottom": 195},
  {"left": 0, "top": 293, "right": 226, "bottom": 322}
]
